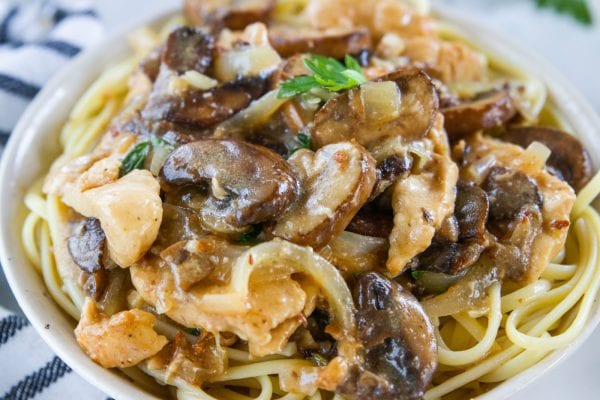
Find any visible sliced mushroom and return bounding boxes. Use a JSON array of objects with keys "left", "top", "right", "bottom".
[
  {"left": 68, "top": 218, "right": 106, "bottom": 274},
  {"left": 483, "top": 166, "right": 542, "bottom": 228},
  {"left": 337, "top": 272, "right": 437, "bottom": 400},
  {"left": 184, "top": 0, "right": 275, "bottom": 30},
  {"left": 346, "top": 207, "right": 394, "bottom": 239},
  {"left": 143, "top": 75, "right": 270, "bottom": 130},
  {"left": 139, "top": 46, "right": 164, "bottom": 82},
  {"left": 268, "top": 142, "right": 376, "bottom": 249},
  {"left": 456, "top": 180, "right": 489, "bottom": 241},
  {"left": 483, "top": 166, "right": 544, "bottom": 281},
  {"left": 162, "top": 27, "right": 214, "bottom": 75},
  {"left": 160, "top": 140, "right": 298, "bottom": 234},
  {"left": 442, "top": 90, "right": 517, "bottom": 139},
  {"left": 370, "top": 153, "right": 413, "bottom": 200},
  {"left": 312, "top": 68, "right": 438, "bottom": 148},
  {"left": 269, "top": 26, "right": 371, "bottom": 59},
  {"left": 500, "top": 126, "right": 593, "bottom": 191},
  {"left": 409, "top": 181, "right": 489, "bottom": 275}
]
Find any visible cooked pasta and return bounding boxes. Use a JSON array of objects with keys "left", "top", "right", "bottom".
[{"left": 21, "top": 0, "right": 600, "bottom": 399}]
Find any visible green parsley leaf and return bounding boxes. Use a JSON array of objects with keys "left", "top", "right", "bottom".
[
  {"left": 238, "top": 224, "right": 262, "bottom": 245},
  {"left": 535, "top": 0, "right": 593, "bottom": 25},
  {"left": 344, "top": 54, "right": 363, "bottom": 73},
  {"left": 120, "top": 141, "right": 151, "bottom": 177},
  {"left": 411, "top": 270, "right": 425, "bottom": 280},
  {"left": 278, "top": 76, "right": 321, "bottom": 99},
  {"left": 278, "top": 54, "right": 367, "bottom": 99},
  {"left": 288, "top": 131, "right": 312, "bottom": 157},
  {"left": 184, "top": 327, "right": 201, "bottom": 336},
  {"left": 310, "top": 353, "right": 329, "bottom": 368}
]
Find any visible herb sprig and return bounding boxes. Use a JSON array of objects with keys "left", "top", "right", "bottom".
[
  {"left": 287, "top": 131, "right": 312, "bottom": 157},
  {"left": 278, "top": 54, "right": 367, "bottom": 99},
  {"left": 535, "top": 0, "right": 593, "bottom": 25},
  {"left": 120, "top": 136, "right": 175, "bottom": 177}
]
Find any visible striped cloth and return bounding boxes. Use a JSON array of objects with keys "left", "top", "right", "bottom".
[{"left": 0, "top": 1, "right": 113, "bottom": 399}]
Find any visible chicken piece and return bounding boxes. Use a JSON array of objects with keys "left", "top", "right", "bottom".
[
  {"left": 269, "top": 142, "right": 376, "bottom": 249},
  {"left": 304, "top": 0, "right": 434, "bottom": 40},
  {"left": 386, "top": 114, "right": 459, "bottom": 276},
  {"left": 403, "top": 37, "right": 486, "bottom": 83},
  {"left": 459, "top": 134, "right": 576, "bottom": 284},
  {"left": 146, "top": 332, "right": 226, "bottom": 386},
  {"left": 131, "top": 255, "right": 308, "bottom": 357},
  {"left": 62, "top": 169, "right": 163, "bottom": 267},
  {"left": 75, "top": 298, "right": 167, "bottom": 368}
]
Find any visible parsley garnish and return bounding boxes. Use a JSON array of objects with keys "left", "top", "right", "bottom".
[
  {"left": 120, "top": 136, "right": 175, "bottom": 177},
  {"left": 238, "top": 224, "right": 262, "bottom": 245},
  {"left": 310, "top": 353, "right": 329, "bottom": 367},
  {"left": 288, "top": 131, "right": 312, "bottom": 157},
  {"left": 278, "top": 54, "right": 367, "bottom": 99},
  {"left": 120, "top": 141, "right": 152, "bottom": 177},
  {"left": 411, "top": 270, "right": 425, "bottom": 280},
  {"left": 535, "top": 0, "right": 593, "bottom": 25},
  {"left": 184, "top": 327, "right": 201, "bottom": 336}
]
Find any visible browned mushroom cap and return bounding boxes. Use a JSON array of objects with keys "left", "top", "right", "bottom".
[
  {"left": 269, "top": 26, "right": 371, "bottom": 59},
  {"left": 184, "top": 0, "right": 275, "bottom": 30},
  {"left": 370, "top": 153, "right": 413, "bottom": 200},
  {"left": 312, "top": 68, "right": 439, "bottom": 148},
  {"left": 442, "top": 90, "right": 517, "bottom": 140},
  {"left": 68, "top": 218, "right": 106, "bottom": 274},
  {"left": 500, "top": 126, "right": 593, "bottom": 191},
  {"left": 160, "top": 140, "right": 298, "bottom": 232},
  {"left": 162, "top": 27, "right": 214, "bottom": 75},
  {"left": 346, "top": 207, "right": 394, "bottom": 239},
  {"left": 483, "top": 166, "right": 542, "bottom": 227},
  {"left": 456, "top": 181, "right": 489, "bottom": 241},
  {"left": 269, "top": 142, "right": 377, "bottom": 249},
  {"left": 409, "top": 181, "right": 489, "bottom": 275},
  {"left": 142, "top": 75, "right": 270, "bottom": 130},
  {"left": 337, "top": 272, "right": 437, "bottom": 400},
  {"left": 482, "top": 166, "right": 544, "bottom": 282}
]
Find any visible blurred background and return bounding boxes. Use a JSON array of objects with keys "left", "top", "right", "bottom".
[{"left": 1, "top": 0, "right": 599, "bottom": 398}]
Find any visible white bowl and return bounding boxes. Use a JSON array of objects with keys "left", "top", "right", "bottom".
[{"left": 1, "top": 7, "right": 599, "bottom": 400}]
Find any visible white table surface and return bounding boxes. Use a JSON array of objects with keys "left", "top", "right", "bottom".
[{"left": 1, "top": 0, "right": 599, "bottom": 398}]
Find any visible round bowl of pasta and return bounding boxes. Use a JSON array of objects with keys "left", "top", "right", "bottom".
[{"left": 1, "top": 1, "right": 600, "bottom": 399}]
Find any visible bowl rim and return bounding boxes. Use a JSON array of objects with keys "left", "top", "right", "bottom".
[{"left": 1, "top": 5, "right": 600, "bottom": 400}]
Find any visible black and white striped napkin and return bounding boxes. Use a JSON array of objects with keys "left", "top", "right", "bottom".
[{"left": 0, "top": 1, "right": 113, "bottom": 399}]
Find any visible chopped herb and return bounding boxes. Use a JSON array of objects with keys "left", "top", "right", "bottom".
[
  {"left": 120, "top": 136, "right": 176, "bottom": 177},
  {"left": 288, "top": 131, "right": 312, "bottom": 157},
  {"left": 310, "top": 353, "right": 329, "bottom": 367},
  {"left": 120, "top": 141, "right": 151, "bottom": 177},
  {"left": 278, "top": 54, "right": 367, "bottom": 99},
  {"left": 150, "top": 135, "right": 175, "bottom": 148},
  {"left": 411, "top": 270, "right": 425, "bottom": 280},
  {"left": 184, "top": 327, "right": 201, "bottom": 336},
  {"left": 535, "top": 0, "right": 593, "bottom": 25},
  {"left": 238, "top": 224, "right": 262, "bottom": 245}
]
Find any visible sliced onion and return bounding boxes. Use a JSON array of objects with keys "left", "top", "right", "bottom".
[
  {"left": 360, "top": 81, "right": 402, "bottom": 123},
  {"left": 181, "top": 70, "right": 218, "bottom": 90},
  {"left": 213, "top": 90, "right": 289, "bottom": 138},
  {"left": 215, "top": 45, "right": 281, "bottom": 82},
  {"left": 421, "top": 255, "right": 500, "bottom": 318},
  {"left": 413, "top": 269, "right": 468, "bottom": 295},
  {"left": 319, "top": 231, "right": 388, "bottom": 275}
]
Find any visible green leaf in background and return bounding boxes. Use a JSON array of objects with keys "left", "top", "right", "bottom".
[{"left": 536, "top": 0, "right": 593, "bottom": 26}]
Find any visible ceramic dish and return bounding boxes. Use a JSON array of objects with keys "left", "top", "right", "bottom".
[{"left": 1, "top": 7, "right": 599, "bottom": 400}]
